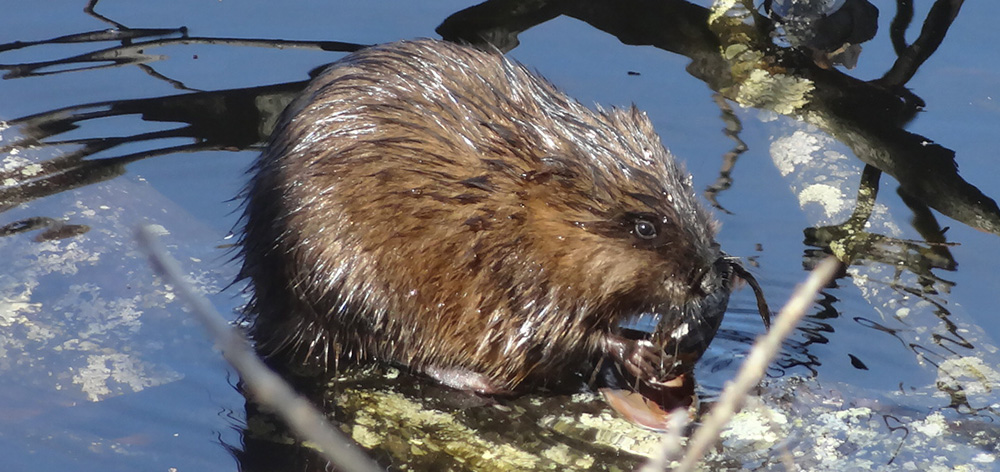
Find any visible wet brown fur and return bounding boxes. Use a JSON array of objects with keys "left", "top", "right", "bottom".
[{"left": 238, "top": 39, "right": 725, "bottom": 391}]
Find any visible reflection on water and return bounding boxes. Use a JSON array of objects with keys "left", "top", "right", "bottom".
[
  {"left": 0, "top": 128, "right": 245, "bottom": 469},
  {"left": 1, "top": 0, "right": 998, "bottom": 470}
]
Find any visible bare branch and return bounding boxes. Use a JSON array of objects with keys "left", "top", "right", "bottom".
[
  {"left": 135, "top": 224, "right": 383, "bottom": 472},
  {"left": 639, "top": 407, "right": 691, "bottom": 472},
  {"left": 675, "top": 257, "right": 843, "bottom": 472}
]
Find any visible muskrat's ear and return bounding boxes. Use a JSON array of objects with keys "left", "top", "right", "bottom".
[
  {"left": 519, "top": 156, "right": 581, "bottom": 186},
  {"left": 542, "top": 154, "right": 605, "bottom": 185},
  {"left": 538, "top": 156, "right": 584, "bottom": 180},
  {"left": 480, "top": 121, "right": 521, "bottom": 146}
]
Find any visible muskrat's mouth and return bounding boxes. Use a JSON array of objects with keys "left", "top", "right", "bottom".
[
  {"left": 619, "top": 256, "right": 770, "bottom": 380},
  {"left": 599, "top": 373, "right": 697, "bottom": 431},
  {"left": 600, "top": 257, "right": 770, "bottom": 430}
]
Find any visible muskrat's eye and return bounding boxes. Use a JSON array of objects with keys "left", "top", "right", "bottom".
[{"left": 634, "top": 219, "right": 657, "bottom": 240}]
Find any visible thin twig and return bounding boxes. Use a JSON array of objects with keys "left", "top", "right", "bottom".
[
  {"left": 674, "top": 257, "right": 842, "bottom": 472},
  {"left": 639, "top": 407, "right": 691, "bottom": 472},
  {"left": 135, "top": 225, "right": 383, "bottom": 472}
]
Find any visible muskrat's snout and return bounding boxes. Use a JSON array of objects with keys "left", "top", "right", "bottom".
[
  {"left": 693, "top": 252, "right": 730, "bottom": 297},
  {"left": 617, "top": 255, "right": 736, "bottom": 381},
  {"left": 666, "top": 257, "right": 735, "bottom": 370}
]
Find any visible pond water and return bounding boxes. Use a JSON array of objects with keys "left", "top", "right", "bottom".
[{"left": 2, "top": 1, "right": 998, "bottom": 471}]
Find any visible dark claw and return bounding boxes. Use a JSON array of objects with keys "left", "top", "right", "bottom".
[{"left": 599, "top": 333, "right": 661, "bottom": 382}]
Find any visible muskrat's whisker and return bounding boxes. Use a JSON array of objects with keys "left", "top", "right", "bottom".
[{"left": 729, "top": 258, "right": 772, "bottom": 329}]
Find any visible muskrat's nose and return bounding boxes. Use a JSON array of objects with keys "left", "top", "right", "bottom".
[
  {"left": 692, "top": 257, "right": 732, "bottom": 299},
  {"left": 697, "top": 268, "right": 719, "bottom": 296}
]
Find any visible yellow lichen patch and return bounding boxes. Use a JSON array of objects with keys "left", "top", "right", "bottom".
[
  {"left": 541, "top": 410, "right": 662, "bottom": 458},
  {"left": 351, "top": 424, "right": 381, "bottom": 449},
  {"left": 720, "top": 400, "right": 790, "bottom": 449},
  {"left": 542, "top": 443, "right": 595, "bottom": 469},
  {"left": 736, "top": 69, "right": 815, "bottom": 115},
  {"left": 938, "top": 357, "right": 998, "bottom": 396},
  {"left": 344, "top": 389, "right": 543, "bottom": 470}
]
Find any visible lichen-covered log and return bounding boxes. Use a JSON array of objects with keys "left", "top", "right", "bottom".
[{"left": 236, "top": 365, "right": 999, "bottom": 471}]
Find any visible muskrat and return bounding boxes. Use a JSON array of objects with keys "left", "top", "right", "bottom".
[{"left": 238, "top": 39, "right": 752, "bottom": 396}]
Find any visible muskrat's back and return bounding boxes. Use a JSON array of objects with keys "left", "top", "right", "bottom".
[{"left": 239, "top": 39, "right": 730, "bottom": 393}]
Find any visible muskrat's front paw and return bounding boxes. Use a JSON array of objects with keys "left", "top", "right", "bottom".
[{"left": 599, "top": 334, "right": 662, "bottom": 382}]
